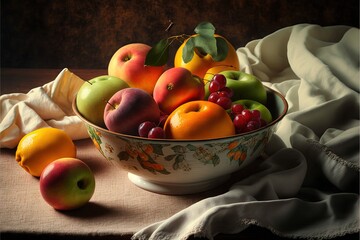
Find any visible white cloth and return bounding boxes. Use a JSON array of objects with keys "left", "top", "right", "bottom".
[
  {"left": 0, "top": 68, "right": 88, "bottom": 148},
  {"left": 132, "top": 24, "right": 359, "bottom": 239}
]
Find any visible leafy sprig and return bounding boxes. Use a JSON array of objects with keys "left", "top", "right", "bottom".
[{"left": 145, "top": 22, "right": 228, "bottom": 66}]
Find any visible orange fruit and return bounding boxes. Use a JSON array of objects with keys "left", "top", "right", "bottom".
[
  {"left": 15, "top": 128, "right": 76, "bottom": 177},
  {"left": 164, "top": 100, "right": 235, "bottom": 140},
  {"left": 174, "top": 34, "right": 240, "bottom": 80}
]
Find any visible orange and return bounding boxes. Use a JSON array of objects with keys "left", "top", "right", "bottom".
[
  {"left": 164, "top": 100, "right": 235, "bottom": 140},
  {"left": 15, "top": 128, "right": 76, "bottom": 177},
  {"left": 174, "top": 34, "right": 240, "bottom": 80}
]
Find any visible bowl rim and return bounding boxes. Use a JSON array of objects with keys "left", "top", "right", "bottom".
[{"left": 72, "top": 86, "right": 288, "bottom": 143}]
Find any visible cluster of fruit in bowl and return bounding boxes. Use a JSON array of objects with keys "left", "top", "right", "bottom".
[{"left": 76, "top": 22, "right": 272, "bottom": 140}]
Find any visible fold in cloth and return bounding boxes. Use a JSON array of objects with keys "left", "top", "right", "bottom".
[
  {"left": 132, "top": 24, "right": 359, "bottom": 240},
  {"left": 0, "top": 68, "right": 89, "bottom": 148}
]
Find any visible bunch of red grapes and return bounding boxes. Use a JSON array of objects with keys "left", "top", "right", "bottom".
[
  {"left": 207, "top": 74, "right": 233, "bottom": 110},
  {"left": 208, "top": 74, "right": 267, "bottom": 134}
]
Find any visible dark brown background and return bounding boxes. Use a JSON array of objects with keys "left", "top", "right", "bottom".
[{"left": 1, "top": 0, "right": 359, "bottom": 69}]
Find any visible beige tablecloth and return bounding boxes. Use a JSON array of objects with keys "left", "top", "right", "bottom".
[
  {"left": 0, "top": 139, "right": 233, "bottom": 236},
  {"left": 1, "top": 24, "right": 359, "bottom": 240}
]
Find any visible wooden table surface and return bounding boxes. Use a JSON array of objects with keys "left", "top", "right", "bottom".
[{"left": 1, "top": 68, "right": 357, "bottom": 240}]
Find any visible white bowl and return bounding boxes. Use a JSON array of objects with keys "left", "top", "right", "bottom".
[{"left": 73, "top": 87, "right": 288, "bottom": 195}]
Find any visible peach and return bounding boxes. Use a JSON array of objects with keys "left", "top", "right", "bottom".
[{"left": 153, "top": 67, "right": 205, "bottom": 114}]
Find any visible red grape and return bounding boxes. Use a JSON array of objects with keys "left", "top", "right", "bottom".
[
  {"left": 218, "top": 90, "right": 231, "bottom": 98},
  {"left": 232, "top": 106, "right": 268, "bottom": 133},
  {"left": 208, "top": 92, "right": 220, "bottom": 103},
  {"left": 251, "top": 110, "right": 261, "bottom": 120},
  {"left": 138, "top": 121, "right": 156, "bottom": 137},
  {"left": 148, "top": 127, "right": 165, "bottom": 139},
  {"left": 241, "top": 109, "right": 252, "bottom": 122},
  {"left": 233, "top": 114, "right": 247, "bottom": 133},
  {"left": 246, "top": 120, "right": 260, "bottom": 132},
  {"left": 216, "top": 97, "right": 232, "bottom": 110},
  {"left": 209, "top": 80, "right": 221, "bottom": 93},
  {"left": 231, "top": 104, "right": 244, "bottom": 115},
  {"left": 212, "top": 74, "right": 227, "bottom": 89},
  {"left": 221, "top": 87, "right": 233, "bottom": 98}
]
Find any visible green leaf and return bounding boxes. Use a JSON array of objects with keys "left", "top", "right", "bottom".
[
  {"left": 212, "top": 37, "right": 229, "bottom": 62},
  {"left": 211, "top": 155, "right": 220, "bottom": 166},
  {"left": 151, "top": 144, "right": 169, "bottom": 155},
  {"left": 193, "top": 35, "right": 217, "bottom": 57},
  {"left": 182, "top": 22, "right": 228, "bottom": 63},
  {"left": 194, "top": 22, "right": 216, "bottom": 37},
  {"left": 145, "top": 38, "right": 170, "bottom": 66},
  {"left": 173, "top": 161, "right": 179, "bottom": 170},
  {"left": 175, "top": 154, "right": 185, "bottom": 163},
  {"left": 186, "top": 144, "right": 197, "bottom": 151},
  {"left": 182, "top": 37, "right": 195, "bottom": 63},
  {"left": 171, "top": 145, "right": 187, "bottom": 154}
]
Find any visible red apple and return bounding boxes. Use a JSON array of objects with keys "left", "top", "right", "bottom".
[
  {"left": 76, "top": 75, "right": 129, "bottom": 127},
  {"left": 39, "top": 158, "right": 95, "bottom": 211},
  {"left": 108, "top": 43, "right": 166, "bottom": 95},
  {"left": 104, "top": 88, "right": 161, "bottom": 135},
  {"left": 153, "top": 67, "right": 205, "bottom": 114}
]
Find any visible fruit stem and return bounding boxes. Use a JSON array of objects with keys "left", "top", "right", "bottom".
[
  {"left": 167, "top": 34, "right": 190, "bottom": 43},
  {"left": 85, "top": 80, "right": 92, "bottom": 85},
  {"left": 105, "top": 100, "right": 116, "bottom": 109},
  {"left": 165, "top": 20, "right": 174, "bottom": 32}
]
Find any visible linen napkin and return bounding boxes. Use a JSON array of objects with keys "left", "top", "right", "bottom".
[
  {"left": 0, "top": 68, "right": 88, "bottom": 149},
  {"left": 132, "top": 24, "right": 359, "bottom": 240}
]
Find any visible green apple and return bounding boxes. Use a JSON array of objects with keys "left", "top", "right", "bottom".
[
  {"left": 232, "top": 99, "right": 272, "bottom": 124},
  {"left": 76, "top": 75, "right": 129, "bottom": 127},
  {"left": 205, "top": 70, "right": 267, "bottom": 104}
]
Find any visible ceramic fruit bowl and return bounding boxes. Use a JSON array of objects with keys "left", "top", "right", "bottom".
[{"left": 72, "top": 87, "right": 288, "bottom": 195}]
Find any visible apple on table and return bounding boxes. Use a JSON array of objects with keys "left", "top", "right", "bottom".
[{"left": 39, "top": 158, "right": 95, "bottom": 211}]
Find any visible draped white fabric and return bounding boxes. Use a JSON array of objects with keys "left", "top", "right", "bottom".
[
  {"left": 0, "top": 68, "right": 88, "bottom": 148},
  {"left": 132, "top": 24, "right": 359, "bottom": 240}
]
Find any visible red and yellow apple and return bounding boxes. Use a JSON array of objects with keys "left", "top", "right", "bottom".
[
  {"left": 108, "top": 43, "right": 166, "bottom": 95},
  {"left": 104, "top": 88, "right": 161, "bottom": 135},
  {"left": 76, "top": 75, "right": 129, "bottom": 127},
  {"left": 39, "top": 158, "right": 95, "bottom": 211},
  {"left": 153, "top": 67, "right": 205, "bottom": 114},
  {"left": 164, "top": 100, "right": 235, "bottom": 140},
  {"left": 174, "top": 34, "right": 240, "bottom": 80}
]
